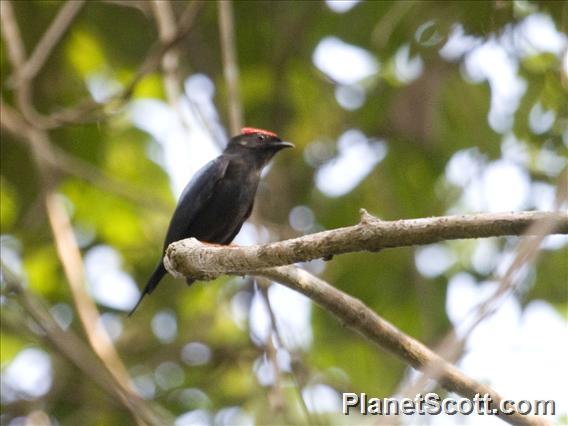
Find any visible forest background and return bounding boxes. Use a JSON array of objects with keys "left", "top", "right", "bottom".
[{"left": 1, "top": 1, "right": 567, "bottom": 425}]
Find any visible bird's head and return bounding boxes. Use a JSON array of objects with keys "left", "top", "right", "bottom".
[{"left": 227, "top": 127, "right": 294, "bottom": 153}]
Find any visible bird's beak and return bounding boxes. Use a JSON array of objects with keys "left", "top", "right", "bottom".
[{"left": 269, "top": 140, "right": 294, "bottom": 150}]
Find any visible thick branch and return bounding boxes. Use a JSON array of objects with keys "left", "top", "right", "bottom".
[
  {"left": 1, "top": 100, "right": 169, "bottom": 210},
  {"left": 166, "top": 210, "right": 568, "bottom": 280},
  {"left": 163, "top": 210, "right": 565, "bottom": 426},
  {"left": 4, "top": 0, "right": 204, "bottom": 129}
]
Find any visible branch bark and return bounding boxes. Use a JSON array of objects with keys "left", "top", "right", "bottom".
[
  {"left": 163, "top": 210, "right": 566, "bottom": 426},
  {"left": 165, "top": 210, "right": 567, "bottom": 280}
]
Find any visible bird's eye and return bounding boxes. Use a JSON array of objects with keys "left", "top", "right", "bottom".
[{"left": 257, "top": 135, "right": 266, "bottom": 142}]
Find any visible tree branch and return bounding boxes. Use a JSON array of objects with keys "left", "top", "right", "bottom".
[
  {"left": 163, "top": 210, "right": 566, "bottom": 426},
  {"left": 152, "top": 0, "right": 182, "bottom": 106},
  {"left": 0, "top": 1, "right": 26, "bottom": 69},
  {"left": 258, "top": 266, "right": 546, "bottom": 426},
  {"left": 0, "top": 100, "right": 169, "bottom": 211},
  {"left": 1, "top": 262, "right": 172, "bottom": 425},
  {"left": 165, "top": 210, "right": 567, "bottom": 280},
  {"left": 152, "top": 0, "right": 198, "bottom": 141},
  {"left": 17, "top": 0, "right": 86, "bottom": 82},
  {"left": 1, "top": 5, "right": 160, "bottom": 423},
  {"left": 217, "top": 0, "right": 243, "bottom": 135},
  {"left": 4, "top": 0, "right": 204, "bottom": 130}
]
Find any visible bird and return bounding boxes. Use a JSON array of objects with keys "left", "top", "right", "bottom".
[{"left": 128, "top": 127, "right": 293, "bottom": 315}]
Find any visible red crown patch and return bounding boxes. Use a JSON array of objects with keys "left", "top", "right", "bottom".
[{"left": 241, "top": 127, "right": 278, "bottom": 138}]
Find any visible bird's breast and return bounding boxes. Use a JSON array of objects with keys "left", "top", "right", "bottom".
[{"left": 188, "top": 162, "right": 260, "bottom": 243}]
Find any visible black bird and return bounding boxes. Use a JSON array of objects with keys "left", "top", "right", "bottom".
[{"left": 129, "top": 128, "right": 293, "bottom": 315}]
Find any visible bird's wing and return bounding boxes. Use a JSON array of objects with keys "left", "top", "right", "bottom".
[
  {"left": 129, "top": 157, "right": 230, "bottom": 316},
  {"left": 163, "top": 156, "right": 230, "bottom": 249}
]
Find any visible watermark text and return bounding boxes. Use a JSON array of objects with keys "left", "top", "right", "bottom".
[{"left": 342, "top": 392, "right": 556, "bottom": 417}]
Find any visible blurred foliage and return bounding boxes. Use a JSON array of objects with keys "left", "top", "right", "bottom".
[{"left": 1, "top": 1, "right": 567, "bottom": 425}]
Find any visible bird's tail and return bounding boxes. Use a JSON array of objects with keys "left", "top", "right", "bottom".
[{"left": 128, "top": 262, "right": 166, "bottom": 316}]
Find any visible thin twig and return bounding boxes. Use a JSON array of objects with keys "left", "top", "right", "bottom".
[
  {"left": 114, "top": 0, "right": 203, "bottom": 100},
  {"left": 1, "top": 262, "right": 172, "bottom": 425},
  {"left": 152, "top": 0, "right": 196, "bottom": 137},
  {"left": 217, "top": 0, "right": 243, "bottom": 134},
  {"left": 152, "top": 0, "right": 180, "bottom": 102},
  {"left": 18, "top": 0, "right": 86, "bottom": 82},
  {"left": 0, "top": 98, "right": 33, "bottom": 136},
  {"left": 1, "top": 99, "right": 169, "bottom": 211},
  {"left": 1, "top": 1, "right": 57, "bottom": 128},
  {"left": 258, "top": 281, "right": 316, "bottom": 424},
  {"left": 260, "top": 266, "right": 545, "bottom": 426},
  {"left": 257, "top": 283, "right": 285, "bottom": 413}
]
